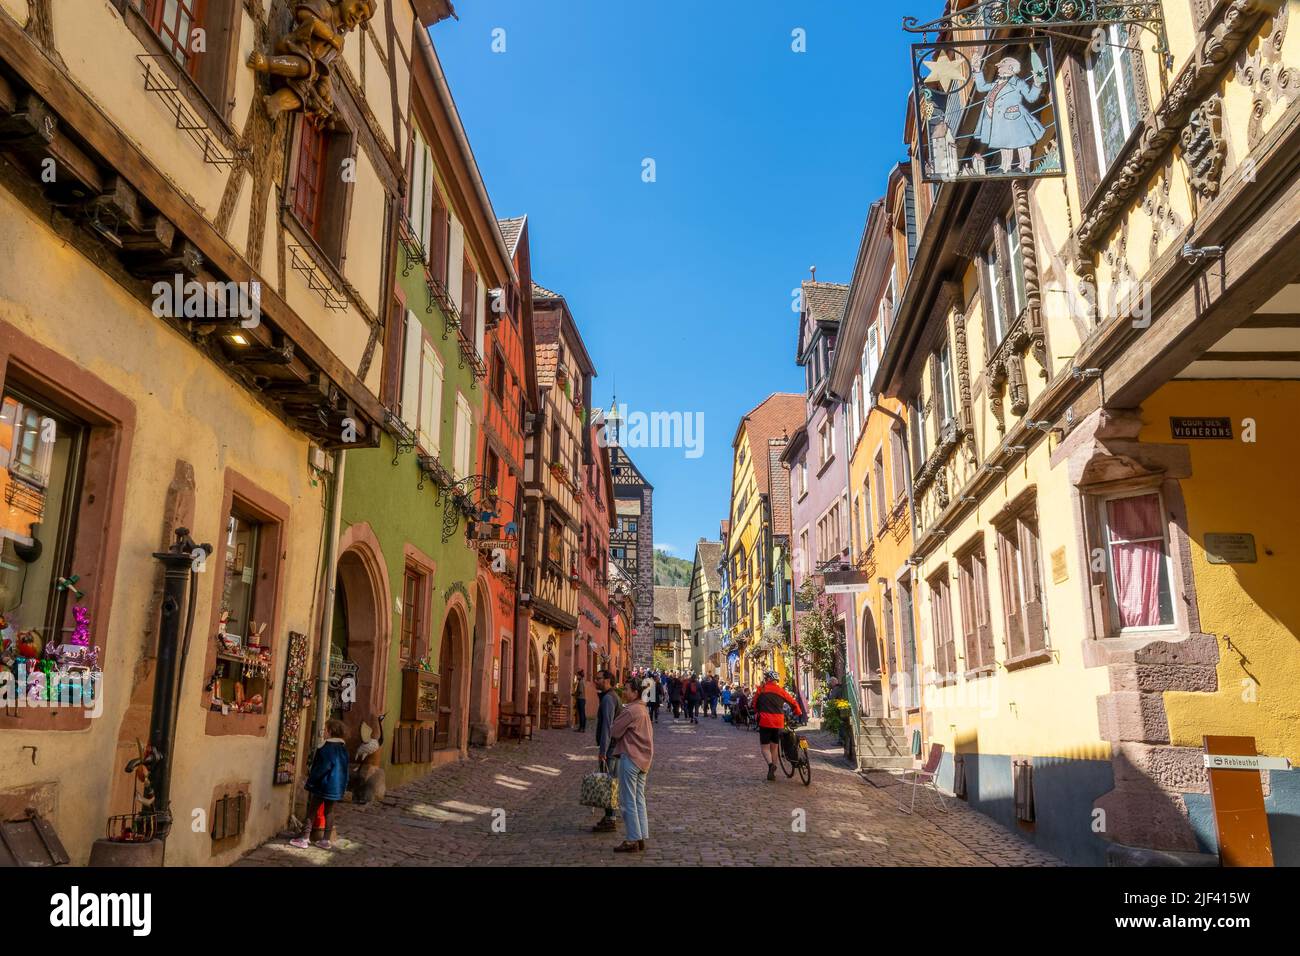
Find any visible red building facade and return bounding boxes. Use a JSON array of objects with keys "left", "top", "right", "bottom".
[
  {"left": 577, "top": 423, "right": 618, "bottom": 717},
  {"left": 468, "top": 216, "right": 537, "bottom": 745}
]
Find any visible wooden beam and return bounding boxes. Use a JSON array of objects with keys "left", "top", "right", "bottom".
[
  {"left": 1197, "top": 351, "right": 1300, "bottom": 362},
  {"left": 1106, "top": 102, "right": 1300, "bottom": 407},
  {"left": 0, "top": 16, "right": 386, "bottom": 431},
  {"left": 1240, "top": 313, "right": 1300, "bottom": 328}
]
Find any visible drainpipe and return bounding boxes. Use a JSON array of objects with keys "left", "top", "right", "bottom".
[
  {"left": 149, "top": 528, "right": 212, "bottom": 845},
  {"left": 836, "top": 399, "right": 856, "bottom": 686},
  {"left": 313, "top": 449, "right": 347, "bottom": 749}
]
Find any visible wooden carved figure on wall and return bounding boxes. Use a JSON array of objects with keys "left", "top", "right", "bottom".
[{"left": 247, "top": 0, "right": 377, "bottom": 122}]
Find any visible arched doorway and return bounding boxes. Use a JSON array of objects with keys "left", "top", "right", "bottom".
[
  {"left": 330, "top": 538, "right": 389, "bottom": 747},
  {"left": 435, "top": 606, "right": 468, "bottom": 752},
  {"left": 528, "top": 639, "right": 542, "bottom": 726},
  {"left": 467, "top": 583, "right": 492, "bottom": 745},
  {"left": 860, "top": 607, "right": 882, "bottom": 717}
]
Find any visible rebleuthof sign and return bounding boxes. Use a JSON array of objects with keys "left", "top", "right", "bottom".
[
  {"left": 1171, "top": 417, "right": 1233, "bottom": 439},
  {"left": 911, "top": 36, "right": 1063, "bottom": 183},
  {"left": 1204, "top": 533, "right": 1257, "bottom": 565}
]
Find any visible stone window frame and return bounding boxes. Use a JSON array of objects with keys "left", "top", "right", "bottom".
[
  {"left": 115, "top": 0, "right": 244, "bottom": 141},
  {"left": 1059, "top": 27, "right": 1154, "bottom": 211},
  {"left": 991, "top": 486, "right": 1052, "bottom": 671},
  {"left": 202, "top": 469, "right": 290, "bottom": 738},
  {"left": 955, "top": 532, "right": 997, "bottom": 680},
  {"left": 925, "top": 563, "right": 958, "bottom": 688},
  {"left": 0, "top": 325, "right": 135, "bottom": 732},
  {"left": 1077, "top": 472, "right": 1198, "bottom": 645}
]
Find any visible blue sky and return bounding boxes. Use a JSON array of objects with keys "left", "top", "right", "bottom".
[{"left": 434, "top": 0, "right": 917, "bottom": 559}]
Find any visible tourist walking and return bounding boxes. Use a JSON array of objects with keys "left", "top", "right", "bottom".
[
  {"left": 610, "top": 676, "right": 654, "bottom": 853},
  {"left": 686, "top": 674, "right": 702, "bottom": 724},
  {"left": 573, "top": 668, "right": 587, "bottom": 733},
  {"left": 645, "top": 670, "right": 660, "bottom": 723},
  {"left": 668, "top": 674, "right": 682, "bottom": 719},
  {"left": 721, "top": 683, "right": 732, "bottom": 718},
  {"left": 591, "top": 669, "right": 619, "bottom": 834},
  {"left": 706, "top": 675, "right": 720, "bottom": 717}
]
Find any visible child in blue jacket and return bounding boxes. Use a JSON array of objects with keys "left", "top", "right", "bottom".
[{"left": 291, "top": 719, "right": 349, "bottom": 849}]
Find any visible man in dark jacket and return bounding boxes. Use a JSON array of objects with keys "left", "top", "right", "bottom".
[
  {"left": 686, "top": 675, "right": 702, "bottom": 724},
  {"left": 667, "top": 674, "right": 682, "bottom": 719},
  {"left": 592, "top": 669, "right": 619, "bottom": 833},
  {"left": 705, "top": 675, "right": 720, "bottom": 717}
]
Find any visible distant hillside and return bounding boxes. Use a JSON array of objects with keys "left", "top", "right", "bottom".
[{"left": 653, "top": 549, "right": 693, "bottom": 587}]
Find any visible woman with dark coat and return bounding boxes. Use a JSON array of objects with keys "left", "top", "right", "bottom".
[{"left": 667, "top": 674, "right": 682, "bottom": 719}]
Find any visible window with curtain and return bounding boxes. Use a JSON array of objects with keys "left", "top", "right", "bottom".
[{"left": 1102, "top": 492, "right": 1174, "bottom": 630}]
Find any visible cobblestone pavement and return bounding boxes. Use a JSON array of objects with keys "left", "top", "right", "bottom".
[{"left": 237, "top": 714, "right": 1063, "bottom": 867}]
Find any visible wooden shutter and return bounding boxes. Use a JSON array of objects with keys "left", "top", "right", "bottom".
[
  {"left": 958, "top": 559, "right": 977, "bottom": 670},
  {"left": 420, "top": 342, "right": 443, "bottom": 453},
  {"left": 1020, "top": 514, "right": 1047, "bottom": 651},
  {"left": 1001, "top": 528, "right": 1025, "bottom": 658},
  {"left": 429, "top": 202, "right": 449, "bottom": 286},
  {"left": 1013, "top": 759, "right": 1035, "bottom": 822},
  {"left": 461, "top": 258, "right": 477, "bottom": 330},
  {"left": 400, "top": 312, "right": 421, "bottom": 430}
]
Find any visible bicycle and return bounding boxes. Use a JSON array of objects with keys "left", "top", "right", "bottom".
[{"left": 777, "top": 724, "right": 812, "bottom": 786}]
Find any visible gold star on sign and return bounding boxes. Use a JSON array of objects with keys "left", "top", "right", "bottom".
[{"left": 921, "top": 51, "right": 967, "bottom": 91}]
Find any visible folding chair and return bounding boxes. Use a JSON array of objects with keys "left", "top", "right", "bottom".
[{"left": 896, "top": 743, "right": 949, "bottom": 814}]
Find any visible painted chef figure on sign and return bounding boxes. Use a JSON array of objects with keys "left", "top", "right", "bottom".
[{"left": 970, "top": 49, "right": 1047, "bottom": 175}]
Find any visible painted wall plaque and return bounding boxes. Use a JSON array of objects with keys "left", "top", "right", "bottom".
[
  {"left": 1050, "top": 546, "right": 1068, "bottom": 584},
  {"left": 1205, "top": 533, "right": 1257, "bottom": 565},
  {"left": 911, "top": 36, "right": 1063, "bottom": 183}
]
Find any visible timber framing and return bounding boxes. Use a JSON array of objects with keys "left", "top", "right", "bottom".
[
  {"left": 906, "top": 97, "right": 1300, "bottom": 561},
  {"left": 0, "top": 13, "right": 382, "bottom": 449}
]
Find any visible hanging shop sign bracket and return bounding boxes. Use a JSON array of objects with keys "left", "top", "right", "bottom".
[{"left": 902, "top": 0, "right": 1171, "bottom": 68}]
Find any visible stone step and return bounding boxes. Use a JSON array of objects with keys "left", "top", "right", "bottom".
[{"left": 856, "top": 755, "right": 913, "bottom": 770}]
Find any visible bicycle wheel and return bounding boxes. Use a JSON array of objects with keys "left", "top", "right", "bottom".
[
  {"left": 798, "top": 739, "right": 812, "bottom": 786},
  {"left": 778, "top": 741, "right": 795, "bottom": 777}
]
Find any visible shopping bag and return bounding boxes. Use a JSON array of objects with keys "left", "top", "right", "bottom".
[{"left": 579, "top": 770, "right": 619, "bottom": 810}]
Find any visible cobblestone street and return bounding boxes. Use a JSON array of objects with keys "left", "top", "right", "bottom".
[{"left": 238, "top": 714, "right": 1063, "bottom": 867}]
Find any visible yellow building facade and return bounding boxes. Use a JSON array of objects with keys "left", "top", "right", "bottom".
[
  {"left": 870, "top": 0, "right": 1300, "bottom": 865},
  {"left": 725, "top": 394, "right": 803, "bottom": 688},
  {"left": 0, "top": 0, "right": 439, "bottom": 864}
]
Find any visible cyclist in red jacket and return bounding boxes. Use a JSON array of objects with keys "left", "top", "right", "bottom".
[{"left": 753, "top": 671, "right": 801, "bottom": 781}]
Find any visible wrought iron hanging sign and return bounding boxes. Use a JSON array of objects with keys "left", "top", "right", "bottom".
[
  {"left": 911, "top": 36, "right": 1062, "bottom": 182},
  {"left": 904, "top": 0, "right": 1170, "bottom": 184}
]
